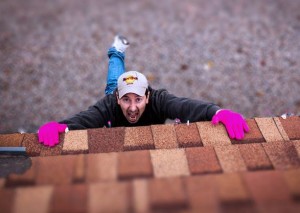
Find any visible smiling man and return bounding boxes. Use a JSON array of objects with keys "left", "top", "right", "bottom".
[{"left": 38, "top": 36, "right": 249, "bottom": 147}]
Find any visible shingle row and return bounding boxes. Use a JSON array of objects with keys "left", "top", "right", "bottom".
[
  {"left": 1, "top": 168, "right": 300, "bottom": 213},
  {"left": 3, "top": 143, "right": 300, "bottom": 187},
  {"left": 1, "top": 116, "right": 299, "bottom": 156}
]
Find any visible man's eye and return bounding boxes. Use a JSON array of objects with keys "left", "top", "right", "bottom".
[
  {"left": 122, "top": 98, "right": 129, "bottom": 103},
  {"left": 136, "top": 98, "right": 142, "bottom": 103}
]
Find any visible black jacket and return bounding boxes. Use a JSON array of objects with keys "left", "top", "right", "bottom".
[{"left": 60, "top": 87, "right": 220, "bottom": 130}]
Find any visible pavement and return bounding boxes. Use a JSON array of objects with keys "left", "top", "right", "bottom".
[{"left": 0, "top": 0, "right": 299, "bottom": 133}]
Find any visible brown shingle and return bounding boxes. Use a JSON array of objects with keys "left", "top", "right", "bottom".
[
  {"left": 21, "top": 133, "right": 42, "bottom": 156},
  {"left": 238, "top": 143, "right": 273, "bottom": 170},
  {"left": 216, "top": 173, "right": 257, "bottom": 213},
  {"left": 197, "top": 121, "right": 231, "bottom": 146},
  {"left": 148, "top": 177, "right": 188, "bottom": 211},
  {"left": 283, "top": 169, "right": 300, "bottom": 200},
  {"left": 243, "top": 170, "right": 291, "bottom": 204},
  {"left": 175, "top": 123, "right": 203, "bottom": 147},
  {"left": 62, "top": 130, "right": 88, "bottom": 154},
  {"left": 150, "top": 149, "right": 190, "bottom": 178},
  {"left": 231, "top": 119, "right": 265, "bottom": 144},
  {"left": 273, "top": 117, "right": 290, "bottom": 141},
  {"left": 293, "top": 140, "right": 300, "bottom": 156},
  {"left": 255, "top": 117, "right": 284, "bottom": 142},
  {"left": 185, "top": 146, "right": 222, "bottom": 174},
  {"left": 40, "top": 133, "right": 64, "bottom": 157},
  {"left": 0, "top": 189, "right": 15, "bottom": 213},
  {"left": 86, "top": 152, "right": 117, "bottom": 182},
  {"left": 88, "top": 127, "right": 125, "bottom": 153},
  {"left": 215, "top": 173, "right": 251, "bottom": 203},
  {"left": 73, "top": 154, "right": 86, "bottom": 183},
  {"left": 14, "top": 185, "right": 53, "bottom": 213},
  {"left": 50, "top": 184, "right": 87, "bottom": 213},
  {"left": 118, "top": 150, "right": 153, "bottom": 180},
  {"left": 89, "top": 181, "right": 133, "bottom": 213},
  {"left": 214, "top": 145, "right": 247, "bottom": 172},
  {"left": 0, "top": 133, "right": 24, "bottom": 147},
  {"left": 124, "top": 126, "right": 154, "bottom": 151},
  {"left": 277, "top": 116, "right": 300, "bottom": 140},
  {"left": 151, "top": 124, "right": 178, "bottom": 149},
  {"left": 184, "top": 175, "right": 219, "bottom": 212},
  {"left": 263, "top": 141, "right": 300, "bottom": 170},
  {"left": 35, "top": 155, "right": 76, "bottom": 185}
]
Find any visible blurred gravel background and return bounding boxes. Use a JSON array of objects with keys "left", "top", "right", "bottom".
[{"left": 1, "top": 0, "right": 299, "bottom": 133}]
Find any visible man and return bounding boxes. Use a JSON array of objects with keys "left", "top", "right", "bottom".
[{"left": 38, "top": 36, "right": 250, "bottom": 147}]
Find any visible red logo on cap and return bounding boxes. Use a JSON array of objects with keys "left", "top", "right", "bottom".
[{"left": 123, "top": 76, "right": 138, "bottom": 85}]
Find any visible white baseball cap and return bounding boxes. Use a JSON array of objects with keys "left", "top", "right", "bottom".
[{"left": 117, "top": 71, "right": 148, "bottom": 98}]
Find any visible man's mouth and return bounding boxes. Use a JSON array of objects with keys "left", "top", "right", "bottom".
[{"left": 127, "top": 112, "right": 139, "bottom": 123}]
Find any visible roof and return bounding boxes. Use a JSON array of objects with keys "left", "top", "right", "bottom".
[{"left": 0, "top": 116, "right": 300, "bottom": 212}]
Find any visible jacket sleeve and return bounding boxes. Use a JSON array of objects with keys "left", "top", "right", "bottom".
[
  {"left": 59, "top": 96, "right": 115, "bottom": 130},
  {"left": 151, "top": 89, "right": 221, "bottom": 122}
]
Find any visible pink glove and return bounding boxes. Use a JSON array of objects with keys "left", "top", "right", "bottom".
[
  {"left": 38, "top": 121, "right": 67, "bottom": 147},
  {"left": 212, "top": 109, "right": 250, "bottom": 140}
]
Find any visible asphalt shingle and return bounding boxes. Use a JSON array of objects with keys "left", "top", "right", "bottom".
[
  {"left": 238, "top": 143, "right": 273, "bottom": 171},
  {"left": 151, "top": 124, "right": 178, "bottom": 149},
  {"left": 88, "top": 127, "right": 124, "bottom": 153},
  {"left": 86, "top": 153, "right": 118, "bottom": 182},
  {"left": 278, "top": 116, "right": 300, "bottom": 140},
  {"left": 124, "top": 126, "right": 154, "bottom": 151},
  {"left": 89, "top": 182, "right": 133, "bottom": 213},
  {"left": 150, "top": 149, "right": 190, "bottom": 178},
  {"left": 185, "top": 146, "right": 222, "bottom": 174},
  {"left": 62, "top": 130, "right": 88, "bottom": 154},
  {"left": 263, "top": 142, "right": 300, "bottom": 170},
  {"left": 148, "top": 177, "right": 188, "bottom": 211},
  {"left": 118, "top": 150, "right": 153, "bottom": 180},
  {"left": 175, "top": 123, "right": 203, "bottom": 147},
  {"left": 255, "top": 117, "right": 284, "bottom": 142},
  {"left": 0, "top": 133, "right": 24, "bottom": 147},
  {"left": 214, "top": 145, "right": 247, "bottom": 173},
  {"left": 197, "top": 121, "right": 231, "bottom": 146}
]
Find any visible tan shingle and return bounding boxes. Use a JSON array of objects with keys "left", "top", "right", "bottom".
[
  {"left": 13, "top": 186, "right": 53, "bottom": 213},
  {"left": 62, "top": 130, "right": 88, "bottom": 154},
  {"left": 133, "top": 179, "right": 149, "bottom": 213},
  {"left": 255, "top": 117, "right": 284, "bottom": 142},
  {"left": 197, "top": 121, "right": 231, "bottom": 146},
  {"left": 86, "top": 153, "right": 118, "bottom": 182},
  {"left": 124, "top": 126, "right": 154, "bottom": 151},
  {"left": 215, "top": 145, "right": 247, "bottom": 172},
  {"left": 89, "top": 182, "right": 132, "bottom": 213},
  {"left": 151, "top": 124, "right": 178, "bottom": 149},
  {"left": 273, "top": 117, "right": 290, "bottom": 141},
  {"left": 150, "top": 149, "right": 190, "bottom": 178}
]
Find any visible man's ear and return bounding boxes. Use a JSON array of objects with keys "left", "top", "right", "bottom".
[
  {"left": 146, "top": 91, "right": 150, "bottom": 104},
  {"left": 116, "top": 91, "right": 121, "bottom": 105}
]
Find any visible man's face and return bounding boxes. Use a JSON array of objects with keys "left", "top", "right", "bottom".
[{"left": 117, "top": 92, "right": 149, "bottom": 123}]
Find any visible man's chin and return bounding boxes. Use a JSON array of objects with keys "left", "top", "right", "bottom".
[{"left": 127, "top": 117, "right": 139, "bottom": 124}]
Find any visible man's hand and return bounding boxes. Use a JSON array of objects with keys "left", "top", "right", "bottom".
[
  {"left": 38, "top": 122, "right": 68, "bottom": 147},
  {"left": 212, "top": 109, "right": 250, "bottom": 140}
]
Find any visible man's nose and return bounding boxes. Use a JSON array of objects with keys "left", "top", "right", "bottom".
[{"left": 129, "top": 102, "right": 137, "bottom": 111}]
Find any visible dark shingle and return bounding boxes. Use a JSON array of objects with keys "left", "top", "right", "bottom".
[
  {"left": 148, "top": 177, "right": 188, "bottom": 211},
  {"left": 186, "top": 146, "right": 222, "bottom": 174},
  {"left": 277, "top": 116, "right": 300, "bottom": 140},
  {"left": 118, "top": 150, "right": 153, "bottom": 180},
  {"left": 88, "top": 127, "right": 125, "bottom": 153},
  {"left": 238, "top": 143, "right": 273, "bottom": 171},
  {"left": 175, "top": 123, "right": 203, "bottom": 147}
]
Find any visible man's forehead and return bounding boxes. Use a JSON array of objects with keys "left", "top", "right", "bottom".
[{"left": 121, "top": 93, "right": 144, "bottom": 98}]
